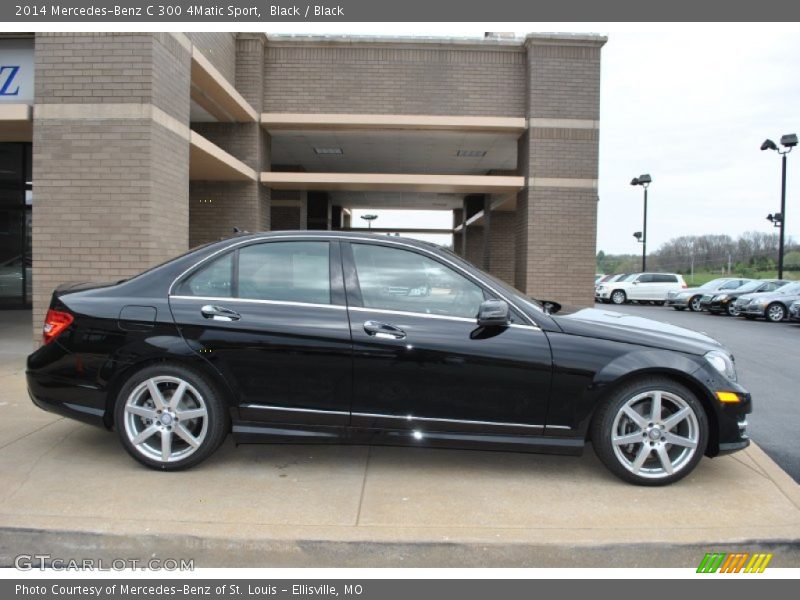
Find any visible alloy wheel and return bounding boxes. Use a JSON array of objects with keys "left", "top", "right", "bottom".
[
  {"left": 611, "top": 291, "right": 626, "bottom": 305},
  {"left": 767, "top": 303, "right": 786, "bottom": 323},
  {"left": 610, "top": 390, "right": 700, "bottom": 480},
  {"left": 727, "top": 304, "right": 740, "bottom": 317},
  {"left": 690, "top": 296, "right": 702, "bottom": 311},
  {"left": 123, "top": 376, "right": 209, "bottom": 463}
]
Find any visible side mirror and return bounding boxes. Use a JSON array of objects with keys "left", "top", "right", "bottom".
[{"left": 477, "top": 299, "right": 510, "bottom": 327}]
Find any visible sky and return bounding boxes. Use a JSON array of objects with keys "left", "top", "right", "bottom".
[{"left": 222, "top": 23, "right": 800, "bottom": 253}]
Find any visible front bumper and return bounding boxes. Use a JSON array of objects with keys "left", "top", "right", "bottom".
[
  {"left": 742, "top": 304, "right": 767, "bottom": 317},
  {"left": 789, "top": 304, "right": 800, "bottom": 322},
  {"left": 595, "top": 289, "right": 611, "bottom": 300},
  {"left": 665, "top": 296, "right": 691, "bottom": 308}
]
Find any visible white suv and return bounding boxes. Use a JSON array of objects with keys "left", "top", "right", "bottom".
[{"left": 596, "top": 272, "right": 687, "bottom": 305}]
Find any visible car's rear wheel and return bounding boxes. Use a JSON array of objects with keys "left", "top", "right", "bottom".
[
  {"left": 591, "top": 377, "right": 708, "bottom": 486},
  {"left": 766, "top": 303, "right": 786, "bottom": 323},
  {"left": 611, "top": 290, "right": 627, "bottom": 305},
  {"left": 727, "top": 304, "right": 741, "bottom": 317},
  {"left": 689, "top": 296, "right": 702, "bottom": 311},
  {"left": 114, "top": 364, "right": 228, "bottom": 471}
]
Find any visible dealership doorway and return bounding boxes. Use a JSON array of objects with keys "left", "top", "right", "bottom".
[{"left": 0, "top": 143, "right": 32, "bottom": 308}]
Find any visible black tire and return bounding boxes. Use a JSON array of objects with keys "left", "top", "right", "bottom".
[
  {"left": 673, "top": 306, "right": 685, "bottom": 311},
  {"left": 766, "top": 302, "right": 786, "bottom": 323},
  {"left": 114, "top": 363, "right": 229, "bottom": 471},
  {"left": 688, "top": 296, "right": 702, "bottom": 312},
  {"left": 610, "top": 290, "right": 627, "bottom": 305},
  {"left": 591, "top": 376, "right": 708, "bottom": 486},
  {"left": 744, "top": 315, "right": 757, "bottom": 320},
  {"left": 654, "top": 301, "right": 665, "bottom": 306},
  {"left": 726, "top": 304, "right": 740, "bottom": 317}
]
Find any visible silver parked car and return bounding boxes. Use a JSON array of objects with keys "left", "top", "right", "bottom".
[
  {"left": 740, "top": 282, "right": 800, "bottom": 322},
  {"left": 665, "top": 278, "right": 751, "bottom": 312}
]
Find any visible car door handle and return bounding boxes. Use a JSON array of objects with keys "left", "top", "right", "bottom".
[
  {"left": 201, "top": 304, "right": 241, "bottom": 322},
  {"left": 363, "top": 320, "right": 406, "bottom": 340}
]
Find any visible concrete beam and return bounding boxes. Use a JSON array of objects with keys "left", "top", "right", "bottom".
[{"left": 260, "top": 172, "right": 525, "bottom": 194}]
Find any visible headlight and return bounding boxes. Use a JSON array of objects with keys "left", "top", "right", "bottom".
[
  {"left": 597, "top": 285, "right": 606, "bottom": 291},
  {"left": 705, "top": 350, "right": 737, "bottom": 382},
  {"left": 714, "top": 294, "right": 729, "bottom": 301}
]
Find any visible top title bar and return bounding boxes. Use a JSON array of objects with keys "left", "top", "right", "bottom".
[{"left": 3, "top": 0, "right": 800, "bottom": 22}]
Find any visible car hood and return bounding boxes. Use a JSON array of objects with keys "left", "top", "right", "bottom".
[
  {"left": 744, "top": 291, "right": 800, "bottom": 303},
  {"left": 677, "top": 286, "right": 718, "bottom": 295},
  {"left": 551, "top": 307, "right": 723, "bottom": 355}
]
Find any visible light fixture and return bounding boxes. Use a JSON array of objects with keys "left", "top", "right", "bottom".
[
  {"left": 313, "top": 147, "right": 343, "bottom": 155},
  {"left": 761, "top": 133, "right": 796, "bottom": 278},
  {"left": 761, "top": 139, "right": 778, "bottom": 152},
  {"left": 633, "top": 231, "right": 643, "bottom": 241},
  {"left": 456, "top": 149, "right": 487, "bottom": 157}
]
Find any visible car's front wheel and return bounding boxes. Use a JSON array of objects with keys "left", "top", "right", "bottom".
[
  {"left": 766, "top": 303, "right": 786, "bottom": 323},
  {"left": 689, "top": 296, "right": 702, "bottom": 311},
  {"left": 114, "top": 364, "right": 229, "bottom": 470},
  {"left": 591, "top": 377, "right": 708, "bottom": 486},
  {"left": 727, "top": 304, "right": 741, "bottom": 317},
  {"left": 610, "top": 290, "right": 627, "bottom": 305}
]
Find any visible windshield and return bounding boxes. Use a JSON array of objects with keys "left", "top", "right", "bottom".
[
  {"left": 782, "top": 282, "right": 800, "bottom": 295},
  {"left": 700, "top": 278, "right": 727, "bottom": 289},
  {"left": 736, "top": 280, "right": 765, "bottom": 293},
  {"left": 622, "top": 273, "right": 639, "bottom": 282}
]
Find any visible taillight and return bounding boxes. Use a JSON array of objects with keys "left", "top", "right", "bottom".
[
  {"left": 682, "top": 283, "right": 688, "bottom": 288},
  {"left": 42, "top": 309, "right": 73, "bottom": 345}
]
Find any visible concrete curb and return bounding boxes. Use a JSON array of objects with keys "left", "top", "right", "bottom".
[{"left": 2, "top": 526, "right": 799, "bottom": 568}]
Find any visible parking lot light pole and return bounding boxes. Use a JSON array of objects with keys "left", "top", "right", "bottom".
[
  {"left": 761, "top": 134, "right": 797, "bottom": 279},
  {"left": 360, "top": 213, "right": 378, "bottom": 230},
  {"left": 630, "top": 174, "right": 652, "bottom": 271}
]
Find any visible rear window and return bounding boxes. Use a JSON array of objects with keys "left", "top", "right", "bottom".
[
  {"left": 176, "top": 241, "right": 330, "bottom": 305},
  {"left": 653, "top": 274, "right": 678, "bottom": 283}
]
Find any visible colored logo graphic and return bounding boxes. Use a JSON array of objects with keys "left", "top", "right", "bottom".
[{"left": 697, "top": 552, "right": 773, "bottom": 573}]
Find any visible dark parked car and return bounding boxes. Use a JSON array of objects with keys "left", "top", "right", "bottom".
[
  {"left": 700, "top": 279, "right": 789, "bottom": 316},
  {"left": 27, "top": 232, "right": 751, "bottom": 486},
  {"left": 739, "top": 282, "right": 800, "bottom": 322}
]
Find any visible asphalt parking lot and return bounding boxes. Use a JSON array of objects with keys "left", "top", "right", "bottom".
[{"left": 601, "top": 302, "right": 800, "bottom": 483}]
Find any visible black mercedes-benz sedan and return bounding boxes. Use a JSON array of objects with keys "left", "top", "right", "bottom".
[{"left": 27, "top": 232, "right": 751, "bottom": 485}]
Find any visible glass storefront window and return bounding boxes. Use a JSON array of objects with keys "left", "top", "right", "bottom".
[{"left": 0, "top": 142, "right": 32, "bottom": 307}]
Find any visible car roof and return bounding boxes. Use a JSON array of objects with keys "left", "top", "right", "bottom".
[{"left": 218, "top": 230, "right": 441, "bottom": 250}]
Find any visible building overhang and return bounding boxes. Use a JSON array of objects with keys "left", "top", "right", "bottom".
[
  {"left": 261, "top": 113, "right": 526, "bottom": 134},
  {"left": 260, "top": 172, "right": 525, "bottom": 194},
  {"left": 190, "top": 48, "right": 258, "bottom": 123},
  {"left": 190, "top": 131, "right": 257, "bottom": 181},
  {"left": 0, "top": 104, "right": 32, "bottom": 142}
]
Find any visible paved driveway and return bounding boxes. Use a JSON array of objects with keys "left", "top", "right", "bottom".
[{"left": 601, "top": 302, "right": 800, "bottom": 482}]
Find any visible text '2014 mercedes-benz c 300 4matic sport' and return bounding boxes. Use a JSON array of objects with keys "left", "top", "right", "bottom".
[{"left": 26, "top": 232, "right": 751, "bottom": 485}]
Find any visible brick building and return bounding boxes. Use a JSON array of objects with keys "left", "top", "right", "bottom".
[{"left": 0, "top": 32, "right": 605, "bottom": 333}]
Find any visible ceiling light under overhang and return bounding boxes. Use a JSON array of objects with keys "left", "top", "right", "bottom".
[
  {"left": 313, "top": 147, "right": 343, "bottom": 155},
  {"left": 456, "top": 149, "right": 487, "bottom": 157}
]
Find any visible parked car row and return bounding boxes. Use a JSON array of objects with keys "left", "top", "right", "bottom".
[
  {"left": 596, "top": 273, "right": 800, "bottom": 323},
  {"left": 595, "top": 272, "right": 687, "bottom": 305}
]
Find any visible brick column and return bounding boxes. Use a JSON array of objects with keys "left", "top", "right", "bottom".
[
  {"left": 517, "top": 34, "right": 606, "bottom": 306},
  {"left": 32, "top": 32, "right": 191, "bottom": 337},
  {"left": 189, "top": 34, "right": 269, "bottom": 245}
]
